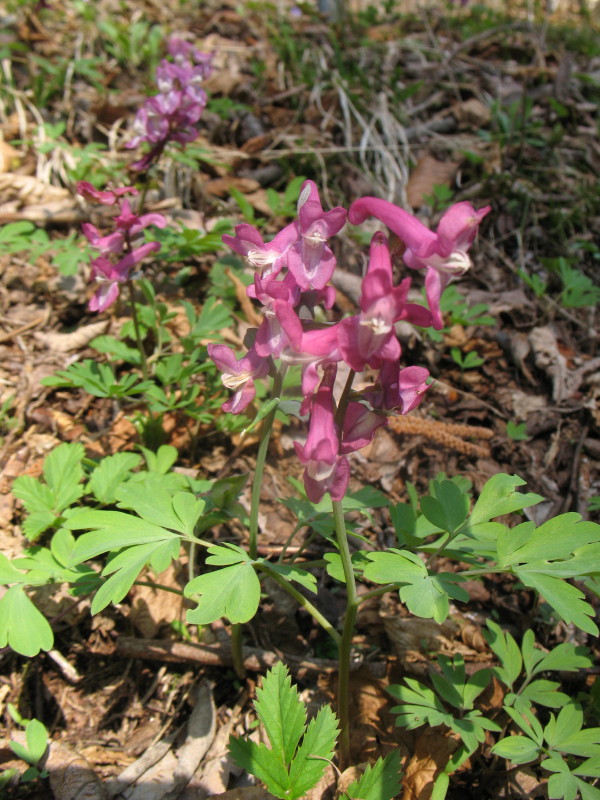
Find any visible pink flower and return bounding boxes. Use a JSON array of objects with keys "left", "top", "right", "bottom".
[
  {"left": 337, "top": 233, "right": 432, "bottom": 371},
  {"left": 88, "top": 242, "right": 161, "bottom": 312},
  {"left": 348, "top": 198, "right": 491, "bottom": 328},
  {"left": 112, "top": 199, "right": 167, "bottom": 236},
  {"left": 294, "top": 367, "right": 349, "bottom": 503},
  {"left": 207, "top": 344, "right": 270, "bottom": 414},
  {"left": 364, "top": 362, "right": 431, "bottom": 413},
  {"left": 341, "top": 402, "right": 386, "bottom": 454},
  {"left": 286, "top": 180, "right": 347, "bottom": 289},
  {"left": 77, "top": 182, "right": 138, "bottom": 206},
  {"left": 223, "top": 223, "right": 298, "bottom": 279}
]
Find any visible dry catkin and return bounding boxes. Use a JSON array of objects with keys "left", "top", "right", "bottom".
[{"left": 388, "top": 415, "right": 492, "bottom": 458}]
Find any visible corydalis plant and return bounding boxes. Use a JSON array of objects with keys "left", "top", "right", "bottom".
[
  {"left": 127, "top": 36, "right": 213, "bottom": 171},
  {"left": 77, "top": 181, "right": 166, "bottom": 312}
]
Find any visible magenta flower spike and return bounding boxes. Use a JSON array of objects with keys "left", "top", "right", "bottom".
[
  {"left": 294, "top": 367, "right": 350, "bottom": 503},
  {"left": 286, "top": 180, "right": 347, "bottom": 289},
  {"left": 348, "top": 197, "right": 491, "bottom": 328},
  {"left": 223, "top": 223, "right": 298, "bottom": 278},
  {"left": 207, "top": 344, "right": 270, "bottom": 414},
  {"left": 365, "top": 361, "right": 431, "bottom": 413},
  {"left": 82, "top": 224, "right": 125, "bottom": 255},
  {"left": 113, "top": 199, "right": 167, "bottom": 236}
]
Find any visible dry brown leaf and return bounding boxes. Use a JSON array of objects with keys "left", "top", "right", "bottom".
[
  {"left": 0, "top": 173, "right": 71, "bottom": 206},
  {"left": 453, "top": 97, "right": 492, "bottom": 129},
  {"left": 406, "top": 155, "right": 459, "bottom": 209},
  {"left": 204, "top": 177, "right": 261, "bottom": 198},
  {"left": 45, "top": 739, "right": 108, "bottom": 800},
  {"left": 34, "top": 320, "right": 109, "bottom": 352},
  {"left": 380, "top": 613, "right": 459, "bottom": 663},
  {"left": 403, "top": 730, "right": 459, "bottom": 800},
  {"left": 130, "top": 564, "right": 184, "bottom": 638},
  {"left": 529, "top": 326, "right": 568, "bottom": 402},
  {"left": 208, "top": 790, "right": 277, "bottom": 800}
]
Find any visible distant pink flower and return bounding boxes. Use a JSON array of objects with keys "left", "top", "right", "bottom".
[
  {"left": 77, "top": 182, "right": 138, "bottom": 206},
  {"left": 348, "top": 198, "right": 491, "bottom": 328},
  {"left": 88, "top": 242, "right": 161, "bottom": 312}
]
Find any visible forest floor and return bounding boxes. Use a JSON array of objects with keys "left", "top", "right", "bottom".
[{"left": 0, "top": 0, "right": 599, "bottom": 798}]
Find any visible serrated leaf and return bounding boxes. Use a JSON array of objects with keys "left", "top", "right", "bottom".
[
  {"left": 491, "top": 735, "right": 541, "bottom": 764},
  {"left": 255, "top": 662, "right": 306, "bottom": 768},
  {"left": 287, "top": 705, "right": 339, "bottom": 799},
  {"left": 12, "top": 476, "right": 55, "bottom": 515},
  {"left": 185, "top": 563, "right": 260, "bottom": 624},
  {"left": 363, "top": 549, "right": 426, "bottom": 585},
  {"left": 515, "top": 569, "right": 598, "bottom": 635},
  {"left": 87, "top": 453, "right": 141, "bottom": 504},
  {"left": 469, "top": 474, "right": 543, "bottom": 526},
  {"left": 0, "top": 586, "right": 53, "bottom": 656},
  {"left": 341, "top": 751, "right": 401, "bottom": 800},
  {"left": 228, "top": 737, "right": 290, "bottom": 799}
]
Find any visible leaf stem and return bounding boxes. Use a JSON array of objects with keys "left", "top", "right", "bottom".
[
  {"left": 356, "top": 583, "right": 399, "bottom": 604},
  {"left": 231, "top": 622, "right": 245, "bottom": 679},
  {"left": 249, "top": 367, "right": 286, "bottom": 560},
  {"left": 126, "top": 279, "right": 149, "bottom": 380},
  {"left": 333, "top": 498, "right": 358, "bottom": 770},
  {"left": 257, "top": 564, "right": 341, "bottom": 645}
]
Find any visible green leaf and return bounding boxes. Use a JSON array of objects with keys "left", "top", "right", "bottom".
[
  {"left": 287, "top": 705, "right": 339, "bottom": 799},
  {"left": 491, "top": 735, "right": 541, "bottom": 764},
  {"left": 87, "top": 453, "right": 142, "bottom": 504},
  {"left": 262, "top": 562, "right": 318, "bottom": 594},
  {"left": 363, "top": 549, "right": 426, "bottom": 584},
  {"left": 421, "top": 480, "right": 470, "bottom": 534},
  {"left": 469, "top": 474, "right": 543, "bottom": 526},
  {"left": 498, "top": 514, "right": 600, "bottom": 567},
  {"left": 114, "top": 483, "right": 191, "bottom": 532},
  {"left": 12, "top": 476, "right": 54, "bottom": 515},
  {"left": 43, "top": 442, "right": 85, "bottom": 512},
  {"left": 324, "top": 551, "right": 369, "bottom": 583},
  {"left": 228, "top": 738, "right": 290, "bottom": 799},
  {"left": 255, "top": 662, "right": 306, "bottom": 768},
  {"left": 0, "top": 553, "right": 26, "bottom": 585},
  {"left": 65, "top": 511, "right": 180, "bottom": 564},
  {"left": 400, "top": 574, "right": 468, "bottom": 624},
  {"left": 340, "top": 751, "right": 402, "bottom": 800},
  {"left": 388, "top": 679, "right": 451, "bottom": 729},
  {"left": 0, "top": 586, "right": 53, "bottom": 656},
  {"left": 25, "top": 719, "right": 48, "bottom": 763},
  {"left": 185, "top": 563, "right": 260, "bottom": 624},
  {"left": 515, "top": 568, "right": 598, "bottom": 635},
  {"left": 140, "top": 444, "right": 178, "bottom": 474},
  {"left": 484, "top": 620, "right": 522, "bottom": 689}
]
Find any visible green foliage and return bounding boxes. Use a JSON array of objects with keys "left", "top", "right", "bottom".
[
  {"left": 42, "top": 360, "right": 154, "bottom": 398},
  {"left": 229, "top": 662, "right": 339, "bottom": 800},
  {"left": 2, "top": 712, "right": 49, "bottom": 785},
  {"left": 450, "top": 347, "right": 485, "bottom": 371},
  {"left": 0, "top": 221, "right": 89, "bottom": 277},
  {"left": 506, "top": 421, "right": 528, "bottom": 441},
  {"left": 543, "top": 257, "right": 600, "bottom": 309},
  {"left": 339, "top": 751, "right": 402, "bottom": 800},
  {"left": 12, "top": 442, "right": 85, "bottom": 540}
]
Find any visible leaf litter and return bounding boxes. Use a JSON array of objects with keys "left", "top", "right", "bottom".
[{"left": 0, "top": 0, "right": 599, "bottom": 797}]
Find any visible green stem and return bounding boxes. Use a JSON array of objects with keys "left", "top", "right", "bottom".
[
  {"left": 133, "top": 581, "right": 184, "bottom": 596},
  {"left": 127, "top": 279, "right": 149, "bottom": 380},
  {"left": 249, "top": 367, "right": 286, "bottom": 560},
  {"left": 333, "top": 498, "right": 358, "bottom": 770},
  {"left": 231, "top": 623, "right": 245, "bottom": 680},
  {"left": 356, "top": 583, "right": 399, "bottom": 604},
  {"left": 257, "top": 565, "right": 341, "bottom": 645}
]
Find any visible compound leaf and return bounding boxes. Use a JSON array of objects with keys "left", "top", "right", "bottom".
[
  {"left": 287, "top": 704, "right": 339, "bottom": 799},
  {"left": 255, "top": 662, "right": 306, "bottom": 768},
  {"left": 340, "top": 751, "right": 402, "bottom": 800},
  {"left": 469, "top": 474, "right": 543, "bottom": 526}
]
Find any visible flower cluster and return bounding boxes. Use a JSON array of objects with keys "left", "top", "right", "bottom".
[
  {"left": 127, "top": 37, "right": 213, "bottom": 171},
  {"left": 77, "top": 181, "right": 166, "bottom": 312},
  {"left": 210, "top": 181, "right": 490, "bottom": 503}
]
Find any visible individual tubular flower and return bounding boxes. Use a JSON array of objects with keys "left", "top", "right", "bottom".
[
  {"left": 348, "top": 198, "right": 491, "bottom": 328},
  {"left": 207, "top": 344, "right": 270, "bottom": 414},
  {"left": 364, "top": 361, "right": 431, "bottom": 413},
  {"left": 340, "top": 402, "right": 386, "bottom": 454},
  {"left": 223, "top": 222, "right": 298, "bottom": 279},
  {"left": 88, "top": 242, "right": 161, "bottom": 312},
  {"left": 337, "top": 232, "right": 432, "bottom": 372},
  {"left": 286, "top": 180, "right": 347, "bottom": 289},
  {"left": 293, "top": 367, "right": 350, "bottom": 503},
  {"left": 248, "top": 273, "right": 300, "bottom": 358}
]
